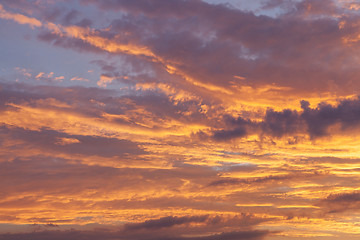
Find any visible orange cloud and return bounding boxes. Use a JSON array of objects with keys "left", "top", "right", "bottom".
[
  {"left": 0, "top": 4, "right": 42, "bottom": 28},
  {"left": 97, "top": 75, "right": 114, "bottom": 87}
]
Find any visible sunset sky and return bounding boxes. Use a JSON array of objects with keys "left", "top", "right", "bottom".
[{"left": 1, "top": 0, "right": 360, "bottom": 239}]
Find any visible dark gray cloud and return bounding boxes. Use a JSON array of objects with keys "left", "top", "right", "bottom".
[
  {"left": 261, "top": 109, "right": 301, "bottom": 137},
  {"left": 212, "top": 116, "right": 249, "bottom": 140},
  {"left": 62, "top": 9, "right": 80, "bottom": 25},
  {"left": 0, "top": 126, "right": 146, "bottom": 158},
  {"left": 124, "top": 215, "right": 209, "bottom": 231},
  {"left": 0, "top": 214, "right": 271, "bottom": 240},
  {"left": 319, "top": 192, "right": 360, "bottom": 213},
  {"left": 301, "top": 98, "right": 360, "bottom": 137},
  {"left": 211, "top": 97, "right": 360, "bottom": 141},
  {"left": 208, "top": 171, "right": 324, "bottom": 186},
  {"left": 0, "top": 229, "right": 270, "bottom": 240},
  {"left": 325, "top": 192, "right": 360, "bottom": 203}
]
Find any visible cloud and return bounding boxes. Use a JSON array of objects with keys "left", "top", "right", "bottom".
[
  {"left": 97, "top": 75, "right": 114, "bottom": 87},
  {"left": 74, "top": 0, "right": 360, "bottom": 98},
  {"left": 0, "top": 0, "right": 357, "bottom": 102},
  {"left": 0, "top": 126, "right": 147, "bottom": 158},
  {"left": 319, "top": 191, "right": 360, "bottom": 213},
  {"left": 55, "top": 137, "right": 81, "bottom": 145},
  {"left": 326, "top": 192, "right": 360, "bottom": 203},
  {"left": 210, "top": 97, "right": 360, "bottom": 141},
  {"left": 35, "top": 72, "right": 45, "bottom": 79},
  {"left": 0, "top": 0, "right": 347, "bottom": 100},
  {"left": 0, "top": 229, "right": 270, "bottom": 240},
  {"left": 33, "top": 71, "right": 64, "bottom": 82},
  {"left": 62, "top": 9, "right": 80, "bottom": 26},
  {"left": 208, "top": 172, "right": 324, "bottom": 186},
  {"left": 0, "top": 215, "right": 271, "bottom": 240},
  {"left": 261, "top": 108, "right": 301, "bottom": 137},
  {"left": 300, "top": 98, "right": 360, "bottom": 137},
  {"left": 124, "top": 215, "right": 209, "bottom": 231},
  {"left": 0, "top": 4, "right": 42, "bottom": 28},
  {"left": 70, "top": 76, "right": 89, "bottom": 82}
]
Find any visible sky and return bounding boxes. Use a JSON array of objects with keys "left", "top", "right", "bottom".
[{"left": 1, "top": 0, "right": 360, "bottom": 239}]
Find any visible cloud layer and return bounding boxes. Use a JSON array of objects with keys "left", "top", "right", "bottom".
[{"left": 1, "top": 0, "right": 360, "bottom": 239}]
